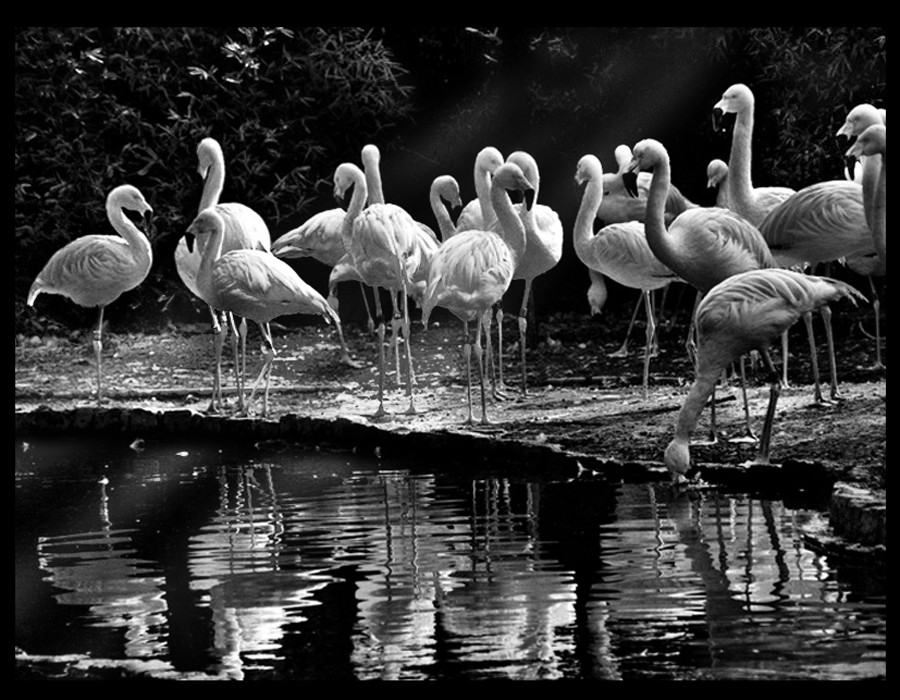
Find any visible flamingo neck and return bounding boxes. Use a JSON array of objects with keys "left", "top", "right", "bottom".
[
  {"left": 672, "top": 371, "right": 719, "bottom": 444},
  {"left": 860, "top": 151, "right": 883, "bottom": 232},
  {"left": 643, "top": 152, "right": 680, "bottom": 273},
  {"left": 727, "top": 100, "right": 758, "bottom": 220},
  {"left": 363, "top": 149, "right": 385, "bottom": 205},
  {"left": 341, "top": 168, "right": 369, "bottom": 250},
  {"left": 572, "top": 168, "right": 604, "bottom": 266},
  {"left": 872, "top": 151, "right": 886, "bottom": 263},
  {"left": 196, "top": 220, "right": 226, "bottom": 306},
  {"left": 107, "top": 195, "right": 152, "bottom": 269},
  {"left": 491, "top": 183, "right": 526, "bottom": 264},
  {"left": 430, "top": 186, "right": 457, "bottom": 241},
  {"left": 199, "top": 151, "right": 226, "bottom": 212},
  {"left": 475, "top": 160, "right": 495, "bottom": 226}
]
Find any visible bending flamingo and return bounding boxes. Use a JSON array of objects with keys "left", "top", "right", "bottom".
[
  {"left": 185, "top": 208, "right": 339, "bottom": 418},
  {"left": 421, "top": 163, "right": 535, "bottom": 424},
  {"left": 626, "top": 138, "right": 775, "bottom": 443},
  {"left": 665, "top": 268, "right": 864, "bottom": 484},
  {"left": 573, "top": 154, "right": 681, "bottom": 399},
  {"left": 175, "top": 137, "right": 272, "bottom": 412},
  {"left": 27, "top": 184, "right": 154, "bottom": 404}
]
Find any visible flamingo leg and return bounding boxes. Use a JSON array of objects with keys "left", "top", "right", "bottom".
[
  {"left": 389, "top": 291, "right": 403, "bottom": 388},
  {"left": 208, "top": 315, "right": 228, "bottom": 413},
  {"left": 235, "top": 314, "right": 249, "bottom": 412},
  {"left": 517, "top": 279, "right": 533, "bottom": 396},
  {"left": 475, "top": 313, "right": 491, "bottom": 424},
  {"left": 400, "top": 279, "right": 418, "bottom": 415},
  {"left": 495, "top": 305, "right": 508, "bottom": 394},
  {"left": 866, "top": 275, "right": 884, "bottom": 369},
  {"left": 640, "top": 290, "right": 655, "bottom": 400},
  {"left": 485, "top": 306, "right": 509, "bottom": 401},
  {"left": 727, "top": 355, "right": 759, "bottom": 444},
  {"left": 462, "top": 321, "right": 474, "bottom": 425},
  {"left": 92, "top": 306, "right": 105, "bottom": 405},
  {"left": 246, "top": 322, "right": 275, "bottom": 418},
  {"left": 744, "top": 348, "right": 781, "bottom": 467},
  {"left": 780, "top": 330, "right": 790, "bottom": 389},
  {"left": 819, "top": 304, "right": 843, "bottom": 402},
  {"left": 802, "top": 311, "right": 826, "bottom": 403},
  {"left": 371, "top": 290, "right": 390, "bottom": 420},
  {"left": 333, "top": 319, "right": 363, "bottom": 369},
  {"left": 359, "top": 282, "right": 375, "bottom": 333},
  {"left": 609, "top": 293, "right": 642, "bottom": 358}
]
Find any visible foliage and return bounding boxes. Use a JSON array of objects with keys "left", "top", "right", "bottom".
[
  {"left": 15, "top": 27, "right": 885, "bottom": 334},
  {"left": 15, "top": 27, "right": 413, "bottom": 332},
  {"left": 713, "top": 27, "right": 886, "bottom": 187}
]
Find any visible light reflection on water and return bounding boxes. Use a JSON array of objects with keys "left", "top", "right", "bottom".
[{"left": 15, "top": 437, "right": 885, "bottom": 680}]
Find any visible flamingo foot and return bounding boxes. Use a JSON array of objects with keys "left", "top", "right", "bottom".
[
  {"left": 608, "top": 346, "right": 629, "bottom": 358},
  {"left": 727, "top": 432, "right": 759, "bottom": 445},
  {"left": 340, "top": 353, "right": 365, "bottom": 370}
]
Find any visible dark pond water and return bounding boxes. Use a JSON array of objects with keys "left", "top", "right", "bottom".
[{"left": 15, "top": 436, "right": 885, "bottom": 680}]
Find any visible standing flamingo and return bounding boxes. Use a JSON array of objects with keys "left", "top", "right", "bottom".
[
  {"left": 845, "top": 123, "right": 887, "bottom": 369},
  {"left": 174, "top": 137, "right": 272, "bottom": 413},
  {"left": 421, "top": 163, "right": 535, "bottom": 424},
  {"left": 455, "top": 146, "right": 506, "bottom": 233},
  {"left": 712, "top": 83, "right": 796, "bottom": 226},
  {"left": 595, "top": 144, "right": 696, "bottom": 360},
  {"left": 757, "top": 169, "right": 875, "bottom": 403},
  {"left": 494, "top": 150, "right": 563, "bottom": 396},
  {"left": 837, "top": 103, "right": 885, "bottom": 187},
  {"left": 333, "top": 162, "right": 422, "bottom": 419},
  {"left": 706, "top": 159, "right": 731, "bottom": 208},
  {"left": 626, "top": 138, "right": 775, "bottom": 442},
  {"left": 27, "top": 185, "right": 154, "bottom": 404},
  {"left": 184, "top": 208, "right": 340, "bottom": 418},
  {"left": 664, "top": 268, "right": 865, "bottom": 485},
  {"left": 572, "top": 154, "right": 681, "bottom": 399}
]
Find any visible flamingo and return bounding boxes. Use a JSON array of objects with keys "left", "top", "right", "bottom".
[
  {"left": 27, "top": 184, "right": 154, "bottom": 404},
  {"left": 429, "top": 175, "right": 463, "bottom": 241},
  {"left": 184, "top": 208, "right": 340, "bottom": 418},
  {"left": 596, "top": 144, "right": 696, "bottom": 360},
  {"left": 844, "top": 123, "right": 887, "bottom": 369},
  {"left": 174, "top": 137, "right": 272, "bottom": 413},
  {"left": 757, "top": 168, "right": 875, "bottom": 403},
  {"left": 837, "top": 103, "right": 885, "bottom": 188},
  {"left": 355, "top": 144, "right": 440, "bottom": 385},
  {"left": 493, "top": 150, "right": 563, "bottom": 396},
  {"left": 333, "top": 162, "right": 422, "bottom": 419},
  {"left": 421, "top": 162, "right": 535, "bottom": 424},
  {"left": 271, "top": 145, "right": 398, "bottom": 364},
  {"left": 572, "top": 154, "right": 681, "bottom": 399},
  {"left": 664, "top": 268, "right": 865, "bottom": 485},
  {"left": 712, "top": 83, "right": 796, "bottom": 226},
  {"left": 455, "top": 146, "right": 506, "bottom": 233},
  {"left": 707, "top": 159, "right": 731, "bottom": 208},
  {"left": 839, "top": 114, "right": 886, "bottom": 263},
  {"left": 626, "top": 138, "right": 775, "bottom": 443}
]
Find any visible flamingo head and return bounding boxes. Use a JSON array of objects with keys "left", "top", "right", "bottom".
[
  {"left": 712, "top": 83, "right": 752, "bottom": 133},
  {"left": 184, "top": 207, "right": 223, "bottom": 254}
]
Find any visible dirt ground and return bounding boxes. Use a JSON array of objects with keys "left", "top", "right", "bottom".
[{"left": 14, "top": 288, "right": 887, "bottom": 493}]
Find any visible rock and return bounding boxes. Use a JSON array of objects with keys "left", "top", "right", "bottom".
[{"left": 829, "top": 482, "right": 886, "bottom": 546}]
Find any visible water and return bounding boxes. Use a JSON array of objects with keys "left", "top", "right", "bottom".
[{"left": 15, "top": 436, "right": 886, "bottom": 680}]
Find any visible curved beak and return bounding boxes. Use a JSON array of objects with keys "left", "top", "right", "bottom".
[
  {"left": 622, "top": 171, "right": 639, "bottom": 198},
  {"left": 712, "top": 107, "right": 726, "bottom": 133},
  {"left": 524, "top": 188, "right": 536, "bottom": 210}
]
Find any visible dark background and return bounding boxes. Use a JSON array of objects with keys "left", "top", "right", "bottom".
[{"left": 14, "top": 27, "right": 886, "bottom": 334}]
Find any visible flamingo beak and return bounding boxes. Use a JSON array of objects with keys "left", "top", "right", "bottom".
[
  {"left": 622, "top": 171, "right": 639, "bottom": 198},
  {"left": 712, "top": 107, "right": 726, "bottom": 133},
  {"left": 524, "top": 188, "right": 536, "bottom": 210}
]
